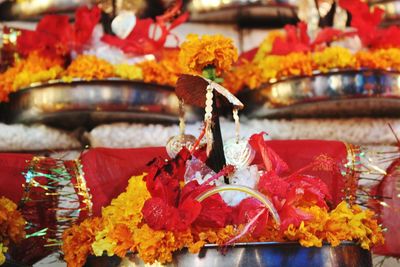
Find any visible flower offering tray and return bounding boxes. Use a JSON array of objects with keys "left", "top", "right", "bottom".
[
  {"left": 0, "top": 79, "right": 198, "bottom": 129},
  {"left": 240, "top": 69, "right": 400, "bottom": 118},
  {"left": 84, "top": 242, "right": 372, "bottom": 267}
]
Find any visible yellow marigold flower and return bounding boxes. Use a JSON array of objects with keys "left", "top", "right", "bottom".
[
  {"left": 179, "top": 34, "right": 238, "bottom": 75},
  {"left": 312, "top": 47, "right": 356, "bottom": 73},
  {"left": 101, "top": 174, "right": 150, "bottom": 231},
  {"left": 92, "top": 227, "right": 117, "bottom": 257},
  {"left": 0, "top": 243, "right": 7, "bottom": 265},
  {"left": 114, "top": 64, "right": 143, "bottom": 81},
  {"left": 62, "top": 55, "right": 114, "bottom": 81}
]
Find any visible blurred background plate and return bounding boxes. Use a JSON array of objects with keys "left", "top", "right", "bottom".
[
  {"left": 240, "top": 69, "right": 400, "bottom": 118},
  {"left": 84, "top": 241, "right": 372, "bottom": 267},
  {"left": 370, "top": 0, "right": 400, "bottom": 27},
  {"left": 0, "top": 79, "right": 199, "bottom": 129},
  {"left": 0, "top": 0, "right": 93, "bottom": 20},
  {"left": 189, "top": 0, "right": 298, "bottom": 27}
]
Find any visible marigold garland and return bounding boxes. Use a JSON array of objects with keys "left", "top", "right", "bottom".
[
  {"left": 137, "top": 58, "right": 182, "bottom": 86},
  {"left": 0, "top": 196, "right": 26, "bottom": 266},
  {"left": 62, "top": 55, "right": 114, "bottom": 81},
  {"left": 114, "top": 64, "right": 143, "bottom": 81},
  {"left": 179, "top": 34, "right": 238, "bottom": 75},
  {"left": 61, "top": 173, "right": 384, "bottom": 267},
  {"left": 0, "top": 53, "right": 64, "bottom": 102}
]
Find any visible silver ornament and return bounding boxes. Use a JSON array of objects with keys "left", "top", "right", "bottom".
[
  {"left": 224, "top": 138, "right": 255, "bottom": 168},
  {"left": 166, "top": 134, "right": 197, "bottom": 158}
]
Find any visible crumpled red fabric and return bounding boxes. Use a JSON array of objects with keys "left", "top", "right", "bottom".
[
  {"left": 73, "top": 6, "right": 101, "bottom": 51},
  {"left": 17, "top": 6, "right": 100, "bottom": 57},
  {"left": 249, "top": 132, "right": 289, "bottom": 175},
  {"left": 370, "top": 158, "right": 400, "bottom": 257},
  {"left": 271, "top": 22, "right": 311, "bottom": 55},
  {"left": 339, "top": 0, "right": 400, "bottom": 48},
  {"left": 102, "top": 0, "right": 188, "bottom": 57}
]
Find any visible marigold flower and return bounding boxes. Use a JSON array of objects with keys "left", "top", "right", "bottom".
[
  {"left": 312, "top": 47, "right": 356, "bottom": 73},
  {"left": 114, "top": 64, "right": 143, "bottom": 81},
  {"left": 0, "top": 197, "right": 26, "bottom": 266},
  {"left": 0, "top": 243, "right": 7, "bottom": 265},
  {"left": 137, "top": 57, "right": 183, "bottom": 86},
  {"left": 62, "top": 55, "right": 114, "bottom": 81},
  {"left": 0, "top": 53, "right": 64, "bottom": 102},
  {"left": 62, "top": 217, "right": 103, "bottom": 267},
  {"left": 179, "top": 34, "right": 238, "bottom": 75},
  {"left": 223, "top": 61, "right": 264, "bottom": 93}
]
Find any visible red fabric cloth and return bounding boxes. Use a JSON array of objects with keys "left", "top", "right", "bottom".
[
  {"left": 370, "top": 158, "right": 400, "bottom": 257},
  {"left": 0, "top": 153, "right": 32, "bottom": 202},
  {"left": 256, "top": 140, "right": 348, "bottom": 206},
  {"left": 81, "top": 147, "right": 168, "bottom": 215}
]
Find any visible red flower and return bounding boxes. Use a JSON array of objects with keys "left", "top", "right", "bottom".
[
  {"left": 271, "top": 22, "right": 310, "bottom": 55},
  {"left": 193, "top": 194, "right": 232, "bottom": 228},
  {"left": 74, "top": 6, "right": 101, "bottom": 51},
  {"left": 102, "top": 0, "right": 188, "bottom": 56},
  {"left": 339, "top": 0, "right": 385, "bottom": 48},
  {"left": 17, "top": 15, "right": 72, "bottom": 57},
  {"left": 17, "top": 6, "right": 100, "bottom": 58}
]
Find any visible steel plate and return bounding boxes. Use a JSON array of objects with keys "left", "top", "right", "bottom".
[
  {"left": 370, "top": 0, "right": 400, "bottom": 26},
  {"left": 0, "top": 0, "right": 92, "bottom": 20},
  {"left": 239, "top": 69, "right": 400, "bottom": 118},
  {"left": 189, "top": 1, "right": 297, "bottom": 26},
  {"left": 84, "top": 242, "right": 372, "bottom": 267},
  {"left": 0, "top": 79, "right": 199, "bottom": 129}
]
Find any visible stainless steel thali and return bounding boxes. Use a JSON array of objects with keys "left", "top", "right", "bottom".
[
  {"left": 240, "top": 69, "right": 400, "bottom": 118},
  {"left": 0, "top": 79, "right": 198, "bottom": 129},
  {"left": 189, "top": 0, "right": 297, "bottom": 26},
  {"left": 84, "top": 242, "right": 372, "bottom": 267}
]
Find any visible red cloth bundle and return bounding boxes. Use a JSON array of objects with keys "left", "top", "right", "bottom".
[
  {"left": 370, "top": 158, "right": 400, "bottom": 257},
  {"left": 0, "top": 140, "right": 396, "bottom": 261}
]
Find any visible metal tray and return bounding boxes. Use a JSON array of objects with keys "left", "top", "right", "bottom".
[
  {"left": 84, "top": 241, "right": 372, "bottom": 267},
  {"left": 0, "top": 79, "right": 198, "bottom": 129},
  {"left": 239, "top": 69, "right": 400, "bottom": 118},
  {"left": 370, "top": 0, "right": 400, "bottom": 26},
  {"left": 0, "top": 0, "right": 92, "bottom": 20},
  {"left": 189, "top": 1, "right": 298, "bottom": 27}
]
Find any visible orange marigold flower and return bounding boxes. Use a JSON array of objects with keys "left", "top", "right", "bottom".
[
  {"left": 0, "top": 197, "right": 26, "bottom": 266},
  {"left": 137, "top": 57, "right": 183, "bottom": 86},
  {"left": 356, "top": 48, "right": 400, "bottom": 71},
  {"left": 0, "top": 53, "right": 64, "bottom": 102},
  {"left": 62, "top": 217, "right": 103, "bottom": 267},
  {"left": 179, "top": 34, "right": 238, "bottom": 75},
  {"left": 0, "top": 196, "right": 26, "bottom": 244},
  {"left": 223, "top": 61, "right": 264, "bottom": 93},
  {"left": 63, "top": 55, "right": 114, "bottom": 81}
]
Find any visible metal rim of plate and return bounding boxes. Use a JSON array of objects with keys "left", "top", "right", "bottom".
[
  {"left": 0, "top": 0, "right": 92, "bottom": 20},
  {"left": 0, "top": 79, "right": 199, "bottom": 129},
  {"left": 84, "top": 241, "right": 372, "bottom": 267},
  {"left": 239, "top": 69, "right": 400, "bottom": 118},
  {"left": 189, "top": 0, "right": 298, "bottom": 26},
  {"left": 370, "top": 0, "right": 400, "bottom": 26}
]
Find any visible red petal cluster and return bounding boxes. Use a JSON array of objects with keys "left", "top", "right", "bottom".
[{"left": 17, "top": 6, "right": 100, "bottom": 58}]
